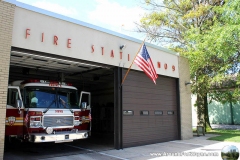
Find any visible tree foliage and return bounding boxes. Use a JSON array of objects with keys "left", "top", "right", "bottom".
[{"left": 137, "top": 0, "right": 240, "bottom": 128}]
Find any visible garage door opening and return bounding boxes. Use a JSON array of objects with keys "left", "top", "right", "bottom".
[{"left": 7, "top": 47, "right": 115, "bottom": 150}]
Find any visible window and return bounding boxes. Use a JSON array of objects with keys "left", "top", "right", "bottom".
[
  {"left": 123, "top": 110, "right": 134, "bottom": 116},
  {"left": 58, "top": 88, "right": 79, "bottom": 109},
  {"left": 154, "top": 110, "right": 163, "bottom": 115},
  {"left": 140, "top": 110, "right": 149, "bottom": 116},
  {"left": 24, "top": 86, "right": 79, "bottom": 109},
  {"left": 80, "top": 93, "right": 90, "bottom": 108},
  {"left": 7, "top": 88, "right": 20, "bottom": 107},
  {"left": 167, "top": 111, "right": 174, "bottom": 115}
]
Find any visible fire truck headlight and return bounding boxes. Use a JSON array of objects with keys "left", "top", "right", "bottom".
[
  {"left": 30, "top": 116, "right": 42, "bottom": 128},
  {"left": 30, "top": 122, "right": 34, "bottom": 127},
  {"left": 46, "top": 127, "right": 53, "bottom": 134},
  {"left": 34, "top": 122, "right": 42, "bottom": 127},
  {"left": 74, "top": 121, "right": 80, "bottom": 126},
  {"left": 30, "top": 122, "right": 42, "bottom": 127}
]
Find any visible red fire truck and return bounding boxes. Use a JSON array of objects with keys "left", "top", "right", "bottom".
[{"left": 5, "top": 79, "right": 91, "bottom": 143}]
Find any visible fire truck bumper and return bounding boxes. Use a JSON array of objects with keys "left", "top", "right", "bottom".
[{"left": 29, "top": 130, "right": 89, "bottom": 143}]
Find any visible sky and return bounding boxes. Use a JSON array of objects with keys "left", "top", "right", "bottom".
[{"left": 16, "top": 0, "right": 147, "bottom": 40}]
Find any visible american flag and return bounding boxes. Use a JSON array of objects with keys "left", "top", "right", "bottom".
[
  {"left": 24, "top": 108, "right": 29, "bottom": 123},
  {"left": 134, "top": 43, "right": 158, "bottom": 84}
]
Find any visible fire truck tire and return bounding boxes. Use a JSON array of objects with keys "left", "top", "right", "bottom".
[
  {"left": 5, "top": 136, "right": 20, "bottom": 145},
  {"left": 5, "top": 136, "right": 13, "bottom": 145},
  {"left": 4, "top": 136, "right": 11, "bottom": 151},
  {"left": 4, "top": 136, "right": 23, "bottom": 152},
  {"left": 5, "top": 136, "right": 10, "bottom": 144}
]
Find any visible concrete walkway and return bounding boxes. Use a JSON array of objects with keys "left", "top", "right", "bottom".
[{"left": 43, "top": 134, "right": 240, "bottom": 160}]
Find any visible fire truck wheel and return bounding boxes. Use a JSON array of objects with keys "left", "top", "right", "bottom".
[
  {"left": 4, "top": 136, "right": 10, "bottom": 150},
  {"left": 4, "top": 136, "right": 19, "bottom": 145},
  {"left": 5, "top": 136, "right": 13, "bottom": 145}
]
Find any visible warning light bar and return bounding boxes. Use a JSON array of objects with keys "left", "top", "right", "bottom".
[{"left": 20, "top": 79, "right": 73, "bottom": 86}]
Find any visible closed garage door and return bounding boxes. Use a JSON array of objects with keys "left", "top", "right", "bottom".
[{"left": 122, "top": 70, "right": 179, "bottom": 147}]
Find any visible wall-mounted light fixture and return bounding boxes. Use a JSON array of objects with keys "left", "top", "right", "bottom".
[
  {"left": 120, "top": 44, "right": 126, "bottom": 50},
  {"left": 185, "top": 82, "right": 192, "bottom": 86}
]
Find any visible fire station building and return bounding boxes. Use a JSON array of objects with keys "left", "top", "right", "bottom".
[{"left": 0, "top": 0, "right": 192, "bottom": 158}]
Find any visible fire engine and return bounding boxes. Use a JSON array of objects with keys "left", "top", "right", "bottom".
[{"left": 5, "top": 79, "right": 91, "bottom": 143}]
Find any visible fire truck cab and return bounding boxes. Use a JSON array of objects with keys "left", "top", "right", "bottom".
[{"left": 5, "top": 79, "right": 91, "bottom": 143}]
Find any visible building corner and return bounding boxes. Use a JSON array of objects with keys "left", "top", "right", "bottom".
[
  {"left": 0, "top": 0, "right": 15, "bottom": 158},
  {"left": 178, "top": 56, "right": 193, "bottom": 140}
]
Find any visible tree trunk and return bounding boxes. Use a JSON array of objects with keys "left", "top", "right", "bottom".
[
  {"left": 196, "top": 93, "right": 212, "bottom": 132},
  {"left": 204, "top": 95, "right": 212, "bottom": 132},
  {"left": 197, "top": 94, "right": 204, "bottom": 126}
]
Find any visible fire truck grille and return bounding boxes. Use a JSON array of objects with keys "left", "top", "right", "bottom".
[{"left": 43, "top": 116, "right": 73, "bottom": 128}]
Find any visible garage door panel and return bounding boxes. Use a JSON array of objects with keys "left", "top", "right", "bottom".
[
  {"left": 123, "top": 97, "right": 176, "bottom": 105},
  {"left": 123, "top": 81, "right": 175, "bottom": 90},
  {"left": 123, "top": 74, "right": 176, "bottom": 86},
  {"left": 123, "top": 129, "right": 178, "bottom": 139},
  {"left": 123, "top": 72, "right": 174, "bottom": 83},
  {"left": 123, "top": 96, "right": 176, "bottom": 104},
  {"left": 122, "top": 70, "right": 179, "bottom": 148},
  {"left": 123, "top": 90, "right": 176, "bottom": 98},
  {"left": 123, "top": 125, "right": 179, "bottom": 133},
  {"left": 123, "top": 138, "right": 175, "bottom": 148},
  {"left": 122, "top": 103, "right": 177, "bottom": 108},
  {"left": 123, "top": 83, "right": 175, "bottom": 92},
  {"left": 123, "top": 123, "right": 178, "bottom": 129},
  {"left": 123, "top": 120, "right": 177, "bottom": 130},
  {"left": 123, "top": 125, "right": 178, "bottom": 132},
  {"left": 123, "top": 134, "right": 174, "bottom": 140},
  {"left": 123, "top": 84, "right": 175, "bottom": 94},
  {"left": 122, "top": 100, "right": 176, "bottom": 106},
  {"left": 123, "top": 82, "right": 175, "bottom": 89},
  {"left": 124, "top": 135, "right": 178, "bottom": 142}
]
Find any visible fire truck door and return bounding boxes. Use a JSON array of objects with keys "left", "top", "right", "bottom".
[
  {"left": 5, "top": 87, "right": 24, "bottom": 136},
  {"left": 79, "top": 91, "right": 91, "bottom": 131}
]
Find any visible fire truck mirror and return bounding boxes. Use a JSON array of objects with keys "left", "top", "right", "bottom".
[
  {"left": 16, "top": 99, "right": 22, "bottom": 114},
  {"left": 81, "top": 102, "right": 87, "bottom": 109},
  {"left": 16, "top": 99, "right": 22, "bottom": 108}
]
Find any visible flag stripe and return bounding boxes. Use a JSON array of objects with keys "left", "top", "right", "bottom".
[
  {"left": 135, "top": 56, "right": 152, "bottom": 75},
  {"left": 149, "top": 59, "right": 158, "bottom": 78},
  {"left": 135, "top": 60, "right": 155, "bottom": 81},
  {"left": 135, "top": 56, "right": 156, "bottom": 80},
  {"left": 135, "top": 63, "right": 156, "bottom": 84}
]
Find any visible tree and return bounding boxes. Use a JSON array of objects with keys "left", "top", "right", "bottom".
[{"left": 137, "top": 0, "right": 240, "bottom": 130}]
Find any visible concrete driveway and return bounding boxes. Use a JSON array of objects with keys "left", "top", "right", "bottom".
[{"left": 43, "top": 134, "right": 240, "bottom": 160}]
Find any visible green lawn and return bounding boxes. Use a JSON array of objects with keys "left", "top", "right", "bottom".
[{"left": 206, "top": 129, "right": 240, "bottom": 142}]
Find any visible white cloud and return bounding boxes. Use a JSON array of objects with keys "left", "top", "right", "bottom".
[
  {"left": 32, "top": 0, "right": 78, "bottom": 17},
  {"left": 88, "top": 0, "right": 144, "bottom": 32}
]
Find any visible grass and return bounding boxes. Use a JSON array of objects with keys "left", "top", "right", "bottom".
[
  {"left": 222, "top": 156, "right": 236, "bottom": 160},
  {"left": 206, "top": 129, "right": 240, "bottom": 142}
]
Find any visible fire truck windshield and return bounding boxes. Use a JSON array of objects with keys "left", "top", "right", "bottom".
[{"left": 24, "top": 86, "right": 79, "bottom": 109}]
